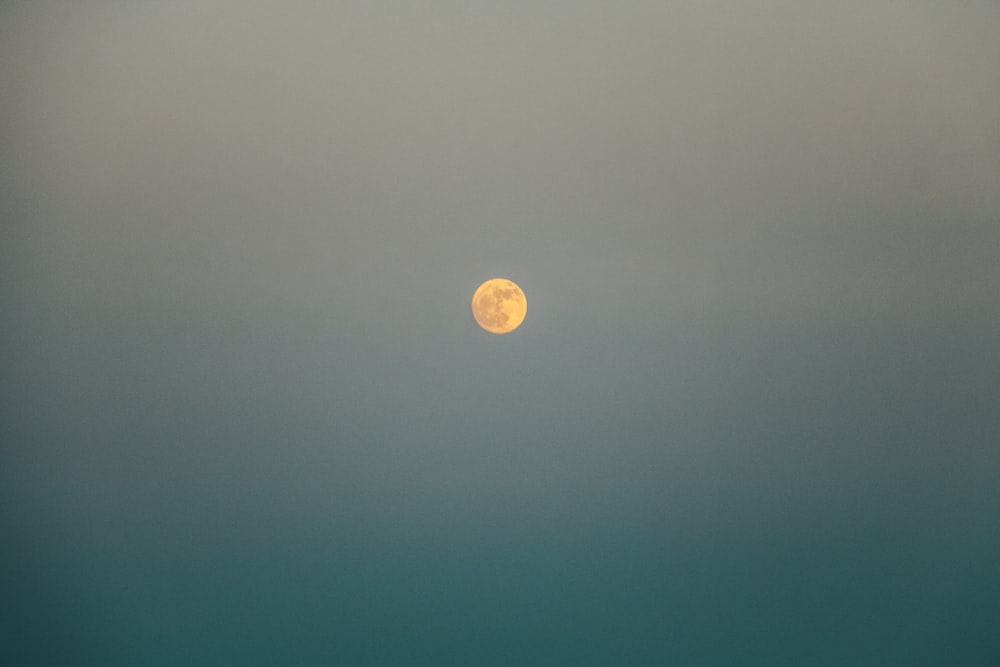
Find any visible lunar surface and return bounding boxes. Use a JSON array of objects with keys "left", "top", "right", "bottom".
[{"left": 471, "top": 278, "right": 527, "bottom": 334}]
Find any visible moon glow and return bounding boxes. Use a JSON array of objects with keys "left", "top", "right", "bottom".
[{"left": 471, "top": 278, "right": 527, "bottom": 334}]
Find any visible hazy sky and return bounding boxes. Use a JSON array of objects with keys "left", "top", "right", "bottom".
[{"left": 2, "top": 2, "right": 999, "bottom": 664}]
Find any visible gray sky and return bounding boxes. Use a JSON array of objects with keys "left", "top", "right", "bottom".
[{"left": 2, "top": 2, "right": 999, "bottom": 664}]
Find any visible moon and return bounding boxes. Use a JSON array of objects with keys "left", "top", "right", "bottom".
[{"left": 471, "top": 278, "right": 527, "bottom": 334}]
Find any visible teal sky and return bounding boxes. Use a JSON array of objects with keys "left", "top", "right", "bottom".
[{"left": 2, "top": 2, "right": 999, "bottom": 664}]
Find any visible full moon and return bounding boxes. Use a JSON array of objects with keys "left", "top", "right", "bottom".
[{"left": 471, "top": 278, "right": 527, "bottom": 334}]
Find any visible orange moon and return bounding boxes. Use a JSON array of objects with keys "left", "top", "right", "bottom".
[{"left": 471, "top": 278, "right": 527, "bottom": 334}]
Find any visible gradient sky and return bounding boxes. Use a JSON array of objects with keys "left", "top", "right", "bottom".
[{"left": 2, "top": 2, "right": 999, "bottom": 664}]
